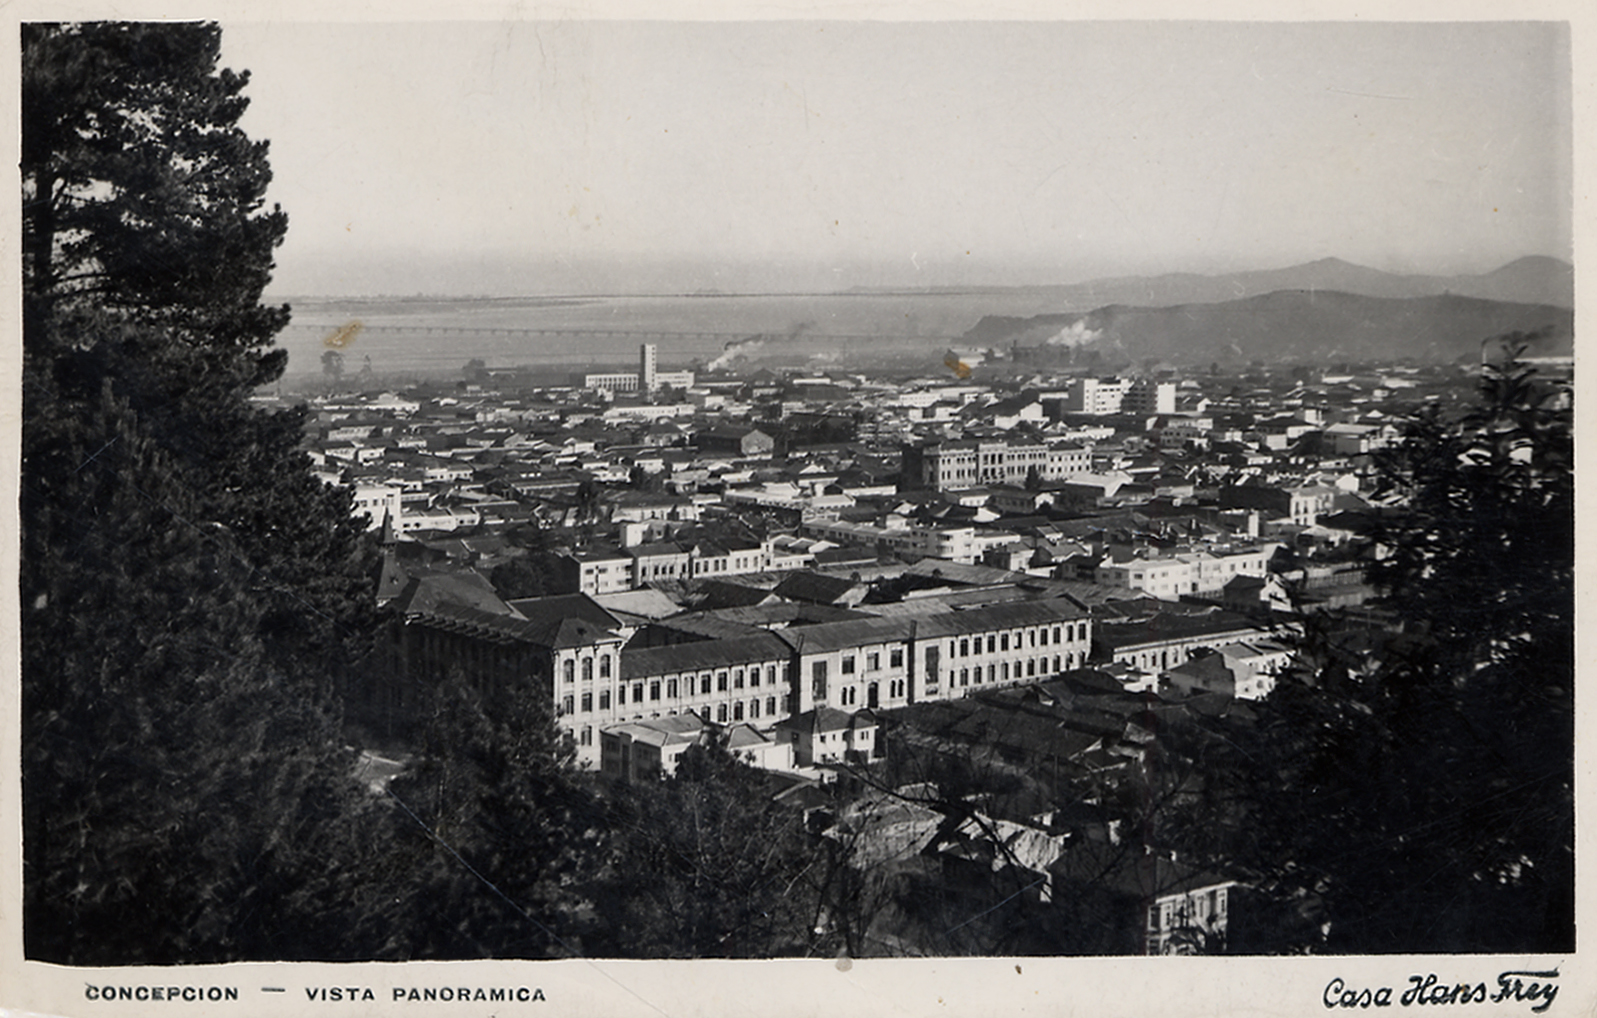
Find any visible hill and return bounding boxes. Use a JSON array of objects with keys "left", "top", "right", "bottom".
[
  {"left": 975, "top": 290, "right": 1574, "bottom": 366},
  {"left": 879, "top": 257, "right": 1573, "bottom": 311}
]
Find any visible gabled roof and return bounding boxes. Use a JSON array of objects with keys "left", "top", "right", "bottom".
[
  {"left": 592, "top": 588, "right": 686, "bottom": 620},
  {"left": 915, "top": 598, "right": 1091, "bottom": 640},
  {"left": 1163, "top": 651, "right": 1238, "bottom": 687},
  {"left": 506, "top": 593, "right": 625, "bottom": 648},
  {"left": 690, "top": 579, "right": 779, "bottom": 610},
  {"left": 724, "top": 723, "right": 775, "bottom": 751},
  {"left": 392, "top": 568, "right": 514, "bottom": 618},
  {"left": 1095, "top": 609, "right": 1273, "bottom": 652},
  {"left": 606, "top": 713, "right": 709, "bottom": 747}
]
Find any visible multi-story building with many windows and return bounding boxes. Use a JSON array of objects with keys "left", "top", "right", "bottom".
[
  {"left": 386, "top": 590, "right": 1094, "bottom": 770},
  {"left": 902, "top": 438, "right": 1094, "bottom": 492}
]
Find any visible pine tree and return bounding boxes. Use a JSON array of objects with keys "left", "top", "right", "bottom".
[
  {"left": 23, "top": 22, "right": 289, "bottom": 378},
  {"left": 21, "top": 22, "right": 390, "bottom": 963}
]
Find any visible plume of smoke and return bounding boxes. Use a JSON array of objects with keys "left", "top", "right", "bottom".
[
  {"left": 708, "top": 335, "right": 765, "bottom": 372},
  {"left": 1044, "top": 320, "right": 1103, "bottom": 347},
  {"left": 706, "top": 321, "right": 815, "bottom": 371}
]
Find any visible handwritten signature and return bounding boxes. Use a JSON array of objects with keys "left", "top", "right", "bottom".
[{"left": 1324, "top": 970, "right": 1559, "bottom": 1013}]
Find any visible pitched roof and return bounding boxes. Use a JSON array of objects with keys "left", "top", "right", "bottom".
[
  {"left": 915, "top": 598, "right": 1091, "bottom": 640},
  {"left": 772, "top": 571, "right": 864, "bottom": 605},
  {"left": 724, "top": 723, "right": 775, "bottom": 751},
  {"left": 392, "top": 568, "right": 514, "bottom": 618},
  {"left": 690, "top": 579, "right": 779, "bottom": 610},
  {"left": 776, "top": 616, "right": 917, "bottom": 653},
  {"left": 606, "top": 713, "right": 709, "bottom": 747},
  {"left": 620, "top": 632, "right": 792, "bottom": 680},
  {"left": 591, "top": 587, "right": 686, "bottom": 620},
  {"left": 506, "top": 593, "right": 625, "bottom": 648},
  {"left": 691, "top": 602, "right": 871, "bottom": 628},
  {"left": 1095, "top": 609, "right": 1272, "bottom": 652},
  {"left": 902, "top": 558, "right": 1028, "bottom": 588}
]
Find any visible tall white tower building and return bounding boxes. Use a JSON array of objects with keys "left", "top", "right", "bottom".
[{"left": 640, "top": 343, "right": 658, "bottom": 393}]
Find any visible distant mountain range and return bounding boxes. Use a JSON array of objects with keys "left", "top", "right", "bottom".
[
  {"left": 967, "top": 290, "right": 1573, "bottom": 366},
  {"left": 865, "top": 256, "right": 1573, "bottom": 311}
]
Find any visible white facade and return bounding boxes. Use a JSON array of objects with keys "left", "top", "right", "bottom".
[
  {"left": 352, "top": 484, "right": 402, "bottom": 530},
  {"left": 1147, "top": 881, "right": 1237, "bottom": 955}
]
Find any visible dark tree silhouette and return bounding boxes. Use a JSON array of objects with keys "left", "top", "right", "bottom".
[
  {"left": 1168, "top": 343, "right": 1573, "bottom": 953},
  {"left": 585, "top": 735, "right": 823, "bottom": 957},
  {"left": 21, "top": 22, "right": 388, "bottom": 963}
]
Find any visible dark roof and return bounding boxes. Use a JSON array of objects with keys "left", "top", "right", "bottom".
[
  {"left": 646, "top": 613, "right": 770, "bottom": 642},
  {"left": 772, "top": 571, "right": 863, "bottom": 605},
  {"left": 506, "top": 593, "right": 625, "bottom": 648},
  {"left": 392, "top": 568, "right": 513, "bottom": 617},
  {"left": 700, "top": 602, "right": 872, "bottom": 628},
  {"left": 917, "top": 598, "right": 1091, "bottom": 639},
  {"left": 404, "top": 601, "right": 549, "bottom": 645},
  {"left": 811, "top": 546, "right": 879, "bottom": 567},
  {"left": 620, "top": 632, "right": 792, "bottom": 679},
  {"left": 776, "top": 616, "right": 917, "bottom": 654},
  {"left": 691, "top": 579, "right": 778, "bottom": 610},
  {"left": 902, "top": 558, "right": 1028, "bottom": 587},
  {"left": 775, "top": 705, "right": 876, "bottom": 734},
  {"left": 1164, "top": 652, "right": 1237, "bottom": 685},
  {"left": 628, "top": 542, "right": 688, "bottom": 560}
]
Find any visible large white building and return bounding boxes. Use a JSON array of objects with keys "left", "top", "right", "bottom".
[
  {"left": 902, "top": 438, "right": 1093, "bottom": 492},
  {"left": 391, "top": 591, "right": 1092, "bottom": 769},
  {"left": 585, "top": 343, "right": 695, "bottom": 394},
  {"left": 1064, "top": 376, "right": 1176, "bottom": 416}
]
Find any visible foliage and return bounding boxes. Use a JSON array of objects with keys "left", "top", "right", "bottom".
[
  {"left": 23, "top": 21, "right": 379, "bottom": 683},
  {"left": 488, "top": 553, "right": 564, "bottom": 600},
  {"left": 20, "top": 380, "right": 391, "bottom": 963},
  {"left": 378, "top": 678, "right": 604, "bottom": 959},
  {"left": 585, "top": 736, "right": 823, "bottom": 957},
  {"left": 1168, "top": 345, "right": 1573, "bottom": 953},
  {"left": 21, "top": 22, "right": 386, "bottom": 963},
  {"left": 23, "top": 22, "right": 289, "bottom": 387}
]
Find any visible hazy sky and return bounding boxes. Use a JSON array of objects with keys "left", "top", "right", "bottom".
[{"left": 218, "top": 19, "right": 1572, "bottom": 296}]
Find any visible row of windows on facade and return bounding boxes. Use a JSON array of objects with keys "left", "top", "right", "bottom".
[
  {"left": 562, "top": 674, "right": 793, "bottom": 715},
  {"left": 948, "top": 622, "right": 1087, "bottom": 658},
  {"left": 603, "top": 557, "right": 756, "bottom": 578},
  {"left": 942, "top": 654, "right": 1082, "bottom": 688},
  {"left": 565, "top": 695, "right": 787, "bottom": 738},
  {"left": 834, "top": 678, "right": 907, "bottom": 706},
  {"left": 619, "top": 662, "right": 781, "bottom": 693},
  {"left": 563, "top": 655, "right": 615, "bottom": 682},
  {"left": 563, "top": 650, "right": 917, "bottom": 688}
]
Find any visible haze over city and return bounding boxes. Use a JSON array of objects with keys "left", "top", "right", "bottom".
[
  {"left": 15, "top": 14, "right": 1582, "bottom": 994},
  {"left": 219, "top": 19, "right": 1573, "bottom": 298}
]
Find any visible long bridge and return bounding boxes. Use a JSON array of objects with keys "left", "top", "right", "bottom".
[{"left": 279, "top": 323, "right": 954, "bottom": 344}]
